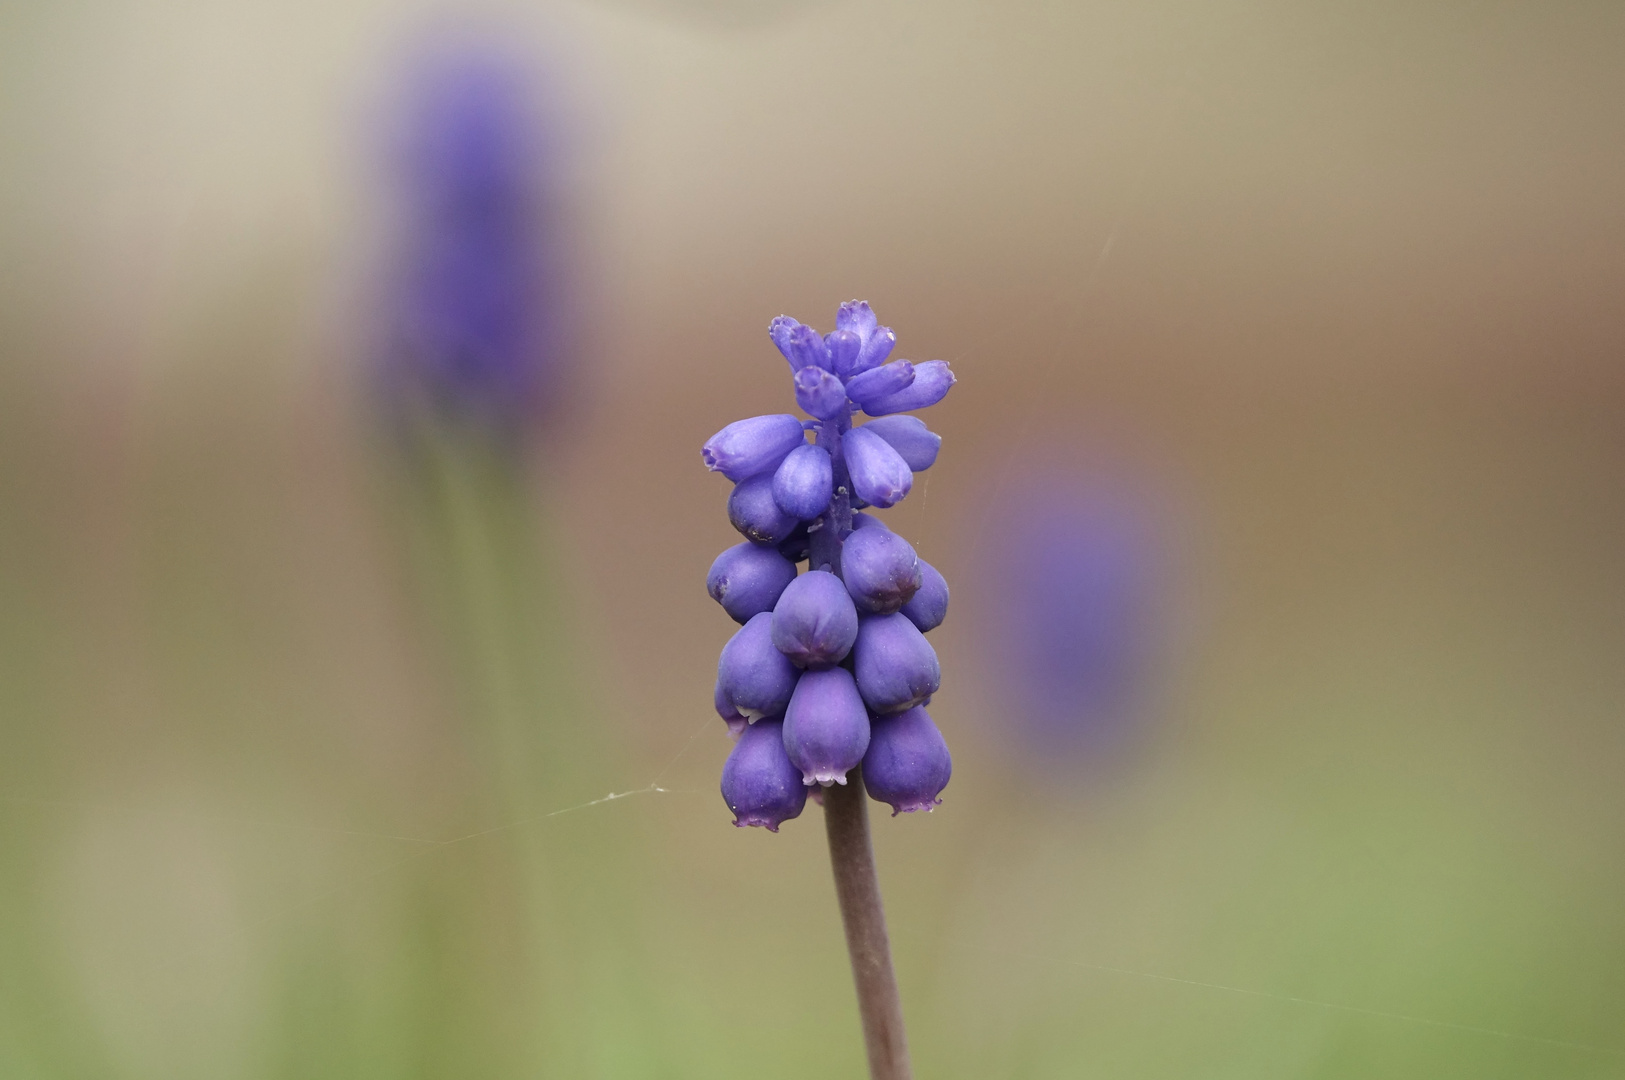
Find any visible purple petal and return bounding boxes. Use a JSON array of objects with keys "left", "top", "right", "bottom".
[
  {"left": 843, "top": 360, "right": 915, "bottom": 410},
  {"left": 899, "top": 558, "right": 948, "bottom": 633},
  {"left": 793, "top": 365, "right": 850, "bottom": 420},
  {"left": 852, "top": 613, "right": 940, "bottom": 715},
  {"left": 843, "top": 426, "right": 914, "bottom": 509},
  {"left": 825, "top": 330, "right": 863, "bottom": 378},
  {"left": 863, "top": 706, "right": 951, "bottom": 814},
  {"left": 772, "top": 444, "right": 834, "bottom": 521},
  {"left": 858, "top": 415, "right": 940, "bottom": 471},
  {"left": 783, "top": 667, "right": 871, "bottom": 786},
  {"left": 770, "top": 570, "right": 859, "bottom": 670},
  {"left": 786, "top": 323, "right": 831, "bottom": 372},
  {"left": 708, "top": 541, "right": 799, "bottom": 624},
  {"left": 702, "top": 414, "right": 807, "bottom": 482},
  {"left": 721, "top": 718, "right": 807, "bottom": 830},
  {"left": 840, "top": 525, "right": 922, "bottom": 614},
  {"left": 717, "top": 612, "right": 799, "bottom": 721},
  {"left": 728, "top": 473, "right": 802, "bottom": 545},
  {"left": 860, "top": 359, "right": 954, "bottom": 416}
]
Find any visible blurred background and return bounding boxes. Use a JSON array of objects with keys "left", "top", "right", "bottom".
[{"left": 2, "top": 0, "right": 1623, "bottom": 1077}]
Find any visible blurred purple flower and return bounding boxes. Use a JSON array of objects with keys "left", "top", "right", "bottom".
[
  {"left": 377, "top": 40, "right": 569, "bottom": 441},
  {"left": 982, "top": 473, "right": 1162, "bottom": 761}
]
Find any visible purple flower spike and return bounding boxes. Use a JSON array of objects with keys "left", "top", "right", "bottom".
[
  {"left": 703, "top": 414, "right": 807, "bottom": 482},
  {"left": 843, "top": 360, "right": 916, "bottom": 410},
  {"left": 772, "top": 444, "right": 834, "bottom": 521},
  {"left": 714, "top": 679, "right": 749, "bottom": 739},
  {"left": 899, "top": 559, "right": 949, "bottom": 633},
  {"left": 852, "top": 326, "right": 896, "bottom": 376},
  {"left": 840, "top": 525, "right": 922, "bottom": 614},
  {"left": 770, "top": 570, "right": 858, "bottom": 669},
  {"left": 794, "top": 366, "right": 849, "bottom": 420},
  {"left": 861, "top": 359, "right": 955, "bottom": 416},
  {"left": 863, "top": 706, "right": 951, "bottom": 814},
  {"left": 825, "top": 330, "right": 862, "bottom": 377},
  {"left": 858, "top": 415, "right": 941, "bottom": 471},
  {"left": 729, "top": 473, "right": 802, "bottom": 545},
  {"left": 783, "top": 667, "right": 871, "bottom": 786},
  {"left": 852, "top": 613, "right": 941, "bottom": 715},
  {"left": 722, "top": 718, "right": 807, "bottom": 830},
  {"left": 717, "top": 611, "right": 800, "bottom": 721},
  {"left": 708, "top": 541, "right": 798, "bottom": 624},
  {"left": 843, "top": 427, "right": 914, "bottom": 509}
]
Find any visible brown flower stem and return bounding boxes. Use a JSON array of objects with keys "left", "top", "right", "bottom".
[{"left": 823, "top": 768, "right": 913, "bottom": 1080}]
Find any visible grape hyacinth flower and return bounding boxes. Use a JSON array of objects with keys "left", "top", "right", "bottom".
[
  {"left": 377, "top": 41, "right": 569, "bottom": 445},
  {"left": 702, "top": 301, "right": 955, "bottom": 1080}
]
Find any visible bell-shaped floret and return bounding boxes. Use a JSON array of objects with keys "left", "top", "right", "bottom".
[
  {"left": 769, "top": 316, "right": 800, "bottom": 364},
  {"left": 708, "top": 541, "right": 798, "bottom": 624},
  {"left": 703, "top": 414, "right": 806, "bottom": 482},
  {"left": 899, "top": 558, "right": 948, "bottom": 633},
  {"left": 840, "top": 525, "right": 922, "bottom": 615},
  {"left": 843, "top": 427, "right": 913, "bottom": 509},
  {"left": 784, "top": 322, "right": 831, "bottom": 372},
  {"left": 770, "top": 570, "right": 858, "bottom": 669},
  {"left": 852, "top": 613, "right": 941, "bottom": 715},
  {"left": 836, "top": 300, "right": 878, "bottom": 339},
  {"left": 825, "top": 329, "right": 862, "bottom": 378},
  {"left": 714, "top": 679, "right": 749, "bottom": 739},
  {"left": 858, "top": 415, "right": 940, "bottom": 471},
  {"left": 783, "top": 667, "right": 871, "bottom": 786},
  {"left": 863, "top": 705, "right": 951, "bottom": 814},
  {"left": 793, "top": 366, "right": 849, "bottom": 421},
  {"left": 717, "top": 612, "right": 799, "bottom": 721},
  {"left": 728, "top": 473, "right": 801, "bottom": 545},
  {"left": 860, "top": 360, "right": 955, "bottom": 416},
  {"left": 772, "top": 443, "right": 834, "bottom": 520},
  {"left": 843, "top": 360, "right": 915, "bottom": 410},
  {"left": 721, "top": 718, "right": 807, "bottom": 830}
]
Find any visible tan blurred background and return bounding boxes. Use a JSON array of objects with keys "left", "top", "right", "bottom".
[{"left": 2, "top": 0, "right": 1623, "bottom": 1077}]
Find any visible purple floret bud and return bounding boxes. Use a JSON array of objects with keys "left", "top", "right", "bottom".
[
  {"left": 858, "top": 415, "right": 941, "bottom": 471},
  {"left": 721, "top": 718, "right": 807, "bottom": 830},
  {"left": 843, "top": 427, "right": 914, "bottom": 510},
  {"left": 899, "top": 558, "right": 949, "bottom": 633},
  {"left": 863, "top": 705, "right": 952, "bottom": 814},
  {"left": 717, "top": 611, "right": 800, "bottom": 721},
  {"left": 851, "top": 326, "right": 896, "bottom": 376},
  {"left": 770, "top": 570, "right": 858, "bottom": 670},
  {"left": 785, "top": 323, "right": 831, "bottom": 372},
  {"left": 836, "top": 299, "right": 878, "bottom": 339},
  {"left": 840, "top": 525, "right": 922, "bottom": 614},
  {"left": 825, "top": 329, "right": 862, "bottom": 378},
  {"left": 861, "top": 359, "right": 955, "bottom": 416},
  {"left": 852, "top": 613, "right": 941, "bottom": 715},
  {"left": 843, "top": 360, "right": 915, "bottom": 409},
  {"left": 769, "top": 315, "right": 800, "bottom": 364},
  {"left": 714, "top": 679, "right": 749, "bottom": 739},
  {"left": 728, "top": 473, "right": 802, "bottom": 545},
  {"left": 708, "top": 541, "right": 798, "bottom": 624},
  {"left": 783, "top": 667, "right": 871, "bottom": 786},
  {"left": 703, "top": 414, "right": 807, "bottom": 482},
  {"left": 793, "top": 366, "right": 849, "bottom": 421},
  {"left": 772, "top": 443, "right": 834, "bottom": 521}
]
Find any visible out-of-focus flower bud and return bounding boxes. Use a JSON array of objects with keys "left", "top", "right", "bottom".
[
  {"left": 770, "top": 570, "right": 858, "bottom": 669},
  {"left": 783, "top": 667, "right": 871, "bottom": 786},
  {"left": 772, "top": 444, "right": 834, "bottom": 520},
  {"left": 863, "top": 706, "right": 951, "bottom": 814},
  {"left": 852, "top": 613, "right": 940, "bottom": 715},
  {"left": 857, "top": 415, "right": 940, "bottom": 471},
  {"left": 708, "top": 541, "right": 798, "bottom": 624},
  {"left": 793, "top": 366, "right": 849, "bottom": 421},
  {"left": 860, "top": 359, "right": 954, "bottom": 416},
  {"left": 840, "top": 525, "right": 921, "bottom": 614},
  {"left": 721, "top": 719, "right": 807, "bottom": 830},
  {"left": 728, "top": 474, "right": 802, "bottom": 545},
  {"left": 843, "top": 427, "right": 913, "bottom": 509},
  {"left": 703, "top": 414, "right": 807, "bottom": 482},
  {"left": 899, "top": 559, "right": 948, "bottom": 633},
  {"left": 843, "top": 360, "right": 915, "bottom": 410},
  {"left": 717, "top": 612, "right": 799, "bottom": 721}
]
